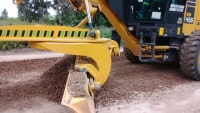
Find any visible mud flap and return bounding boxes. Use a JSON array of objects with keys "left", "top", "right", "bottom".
[{"left": 61, "top": 70, "right": 95, "bottom": 113}]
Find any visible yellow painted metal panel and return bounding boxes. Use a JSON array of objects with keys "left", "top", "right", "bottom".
[
  {"left": 183, "top": 1, "right": 197, "bottom": 35},
  {"left": 177, "top": 27, "right": 180, "bottom": 35},
  {"left": 196, "top": 1, "right": 200, "bottom": 30},
  {"left": 197, "top": 1, "right": 200, "bottom": 20},
  {"left": 0, "top": 26, "right": 90, "bottom": 38},
  {"left": 159, "top": 27, "right": 164, "bottom": 36}
]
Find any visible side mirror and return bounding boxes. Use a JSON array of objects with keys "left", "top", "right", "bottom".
[{"left": 12, "top": 0, "right": 23, "bottom": 4}]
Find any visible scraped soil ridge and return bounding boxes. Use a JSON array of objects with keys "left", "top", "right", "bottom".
[
  {"left": 0, "top": 55, "right": 76, "bottom": 111},
  {"left": 37, "top": 55, "right": 76, "bottom": 103}
]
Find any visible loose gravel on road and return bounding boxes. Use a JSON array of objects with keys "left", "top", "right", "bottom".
[
  {"left": 94, "top": 54, "right": 192, "bottom": 107},
  {"left": 0, "top": 52, "right": 200, "bottom": 113},
  {"left": 0, "top": 55, "right": 75, "bottom": 113}
]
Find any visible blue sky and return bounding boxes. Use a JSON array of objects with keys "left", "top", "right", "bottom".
[{"left": 0, "top": 0, "right": 56, "bottom": 18}]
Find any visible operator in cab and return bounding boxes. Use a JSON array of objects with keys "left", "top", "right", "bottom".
[
  {"left": 136, "top": 0, "right": 176, "bottom": 19},
  {"left": 136, "top": 0, "right": 152, "bottom": 18}
]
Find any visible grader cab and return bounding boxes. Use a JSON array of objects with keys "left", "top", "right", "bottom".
[{"left": 1, "top": 0, "right": 200, "bottom": 112}]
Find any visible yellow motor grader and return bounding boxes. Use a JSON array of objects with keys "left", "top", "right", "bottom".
[{"left": 1, "top": 0, "right": 200, "bottom": 112}]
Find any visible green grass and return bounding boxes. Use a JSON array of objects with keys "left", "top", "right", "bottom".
[
  {"left": 97, "top": 27, "right": 124, "bottom": 46},
  {"left": 0, "top": 41, "right": 28, "bottom": 51},
  {"left": 98, "top": 27, "right": 113, "bottom": 38},
  {"left": 0, "top": 18, "right": 34, "bottom": 26},
  {"left": 82, "top": 26, "right": 113, "bottom": 38},
  {"left": 0, "top": 18, "right": 51, "bottom": 26}
]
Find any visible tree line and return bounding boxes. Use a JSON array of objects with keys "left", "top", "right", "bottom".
[
  {"left": 0, "top": 0, "right": 111, "bottom": 27},
  {"left": 0, "top": 9, "right": 8, "bottom": 20}
]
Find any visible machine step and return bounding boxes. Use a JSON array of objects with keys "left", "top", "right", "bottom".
[
  {"left": 139, "top": 32, "right": 156, "bottom": 62},
  {"left": 139, "top": 43, "right": 154, "bottom": 46}
]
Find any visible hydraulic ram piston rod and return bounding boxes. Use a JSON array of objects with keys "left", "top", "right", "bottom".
[{"left": 84, "top": 0, "right": 95, "bottom": 37}]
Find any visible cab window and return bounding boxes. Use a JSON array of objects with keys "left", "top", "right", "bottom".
[{"left": 129, "top": 0, "right": 168, "bottom": 20}]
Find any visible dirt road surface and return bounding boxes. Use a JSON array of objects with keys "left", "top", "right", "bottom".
[{"left": 1, "top": 50, "right": 200, "bottom": 113}]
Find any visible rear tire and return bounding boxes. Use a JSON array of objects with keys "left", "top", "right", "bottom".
[
  {"left": 123, "top": 45, "right": 141, "bottom": 63},
  {"left": 179, "top": 30, "right": 200, "bottom": 80}
]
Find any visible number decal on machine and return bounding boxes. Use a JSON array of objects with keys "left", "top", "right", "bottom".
[
  {"left": 185, "top": 6, "right": 195, "bottom": 24},
  {"left": 185, "top": 17, "right": 194, "bottom": 23}
]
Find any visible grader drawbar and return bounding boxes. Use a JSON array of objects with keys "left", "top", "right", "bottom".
[
  {"left": 0, "top": 26, "right": 119, "bottom": 112},
  {"left": 0, "top": 0, "right": 122, "bottom": 112}
]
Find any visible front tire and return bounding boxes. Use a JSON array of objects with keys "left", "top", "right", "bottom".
[
  {"left": 179, "top": 30, "right": 200, "bottom": 80},
  {"left": 123, "top": 45, "right": 141, "bottom": 63}
]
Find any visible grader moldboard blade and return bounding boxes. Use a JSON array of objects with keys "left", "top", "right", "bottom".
[
  {"left": 0, "top": 25, "right": 120, "bottom": 113},
  {"left": 62, "top": 69, "right": 95, "bottom": 113}
]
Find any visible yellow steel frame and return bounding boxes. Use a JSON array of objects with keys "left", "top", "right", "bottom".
[
  {"left": 90, "top": 0, "right": 140, "bottom": 56},
  {"left": 182, "top": 0, "right": 199, "bottom": 35},
  {"left": 0, "top": 25, "right": 119, "bottom": 86},
  {"left": 0, "top": 24, "right": 119, "bottom": 113},
  {"left": 0, "top": 25, "right": 119, "bottom": 113},
  {"left": 10, "top": 0, "right": 175, "bottom": 58},
  {"left": 30, "top": 41, "right": 114, "bottom": 85},
  {"left": 70, "top": 0, "right": 177, "bottom": 58}
]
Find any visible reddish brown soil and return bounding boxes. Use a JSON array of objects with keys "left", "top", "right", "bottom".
[
  {"left": 0, "top": 55, "right": 75, "bottom": 113},
  {"left": 0, "top": 58, "right": 57, "bottom": 110},
  {"left": 0, "top": 52, "right": 195, "bottom": 113},
  {"left": 94, "top": 53, "right": 193, "bottom": 107}
]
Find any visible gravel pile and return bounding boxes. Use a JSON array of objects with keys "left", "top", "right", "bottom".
[
  {"left": 0, "top": 55, "right": 75, "bottom": 110},
  {"left": 37, "top": 55, "right": 76, "bottom": 103}
]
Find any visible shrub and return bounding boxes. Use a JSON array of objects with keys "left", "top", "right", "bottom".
[
  {"left": 0, "top": 41, "right": 28, "bottom": 51},
  {"left": 99, "top": 27, "right": 112, "bottom": 38}
]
